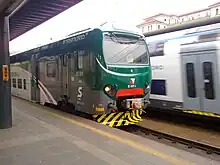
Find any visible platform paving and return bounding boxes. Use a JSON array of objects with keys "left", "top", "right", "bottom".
[{"left": 0, "top": 97, "right": 219, "bottom": 165}]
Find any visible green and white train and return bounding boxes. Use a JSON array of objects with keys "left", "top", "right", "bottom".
[{"left": 10, "top": 23, "right": 152, "bottom": 127}]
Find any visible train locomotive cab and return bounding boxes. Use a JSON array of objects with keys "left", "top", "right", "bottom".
[{"left": 93, "top": 23, "right": 152, "bottom": 126}]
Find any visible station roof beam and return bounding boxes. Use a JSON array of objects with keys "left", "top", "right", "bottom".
[{"left": 9, "top": 0, "right": 82, "bottom": 40}]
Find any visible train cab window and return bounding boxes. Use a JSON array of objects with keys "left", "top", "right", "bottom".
[
  {"left": 12, "top": 78, "right": 16, "bottom": 88},
  {"left": 203, "top": 62, "right": 215, "bottom": 99},
  {"left": 17, "top": 78, "right": 22, "bottom": 89},
  {"left": 46, "top": 62, "right": 56, "bottom": 77},
  {"left": 186, "top": 63, "right": 196, "bottom": 98},
  {"left": 151, "top": 79, "right": 166, "bottom": 95},
  {"left": 23, "top": 79, "right": 27, "bottom": 90}
]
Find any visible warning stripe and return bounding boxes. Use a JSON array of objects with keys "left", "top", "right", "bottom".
[
  {"left": 109, "top": 112, "right": 124, "bottom": 127},
  {"left": 183, "top": 110, "right": 220, "bottom": 118},
  {"left": 93, "top": 109, "right": 144, "bottom": 127}
]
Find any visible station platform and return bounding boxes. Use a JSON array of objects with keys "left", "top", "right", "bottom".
[{"left": 0, "top": 97, "right": 219, "bottom": 165}]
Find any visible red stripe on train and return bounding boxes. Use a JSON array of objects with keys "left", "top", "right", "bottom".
[{"left": 116, "top": 88, "right": 144, "bottom": 97}]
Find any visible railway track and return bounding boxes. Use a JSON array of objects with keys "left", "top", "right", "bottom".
[
  {"left": 145, "top": 108, "right": 220, "bottom": 132},
  {"left": 119, "top": 119, "right": 220, "bottom": 155}
]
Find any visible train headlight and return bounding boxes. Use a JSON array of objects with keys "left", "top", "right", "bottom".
[
  {"left": 144, "top": 84, "right": 151, "bottom": 94},
  {"left": 104, "top": 86, "right": 111, "bottom": 92},
  {"left": 104, "top": 84, "right": 117, "bottom": 97}
]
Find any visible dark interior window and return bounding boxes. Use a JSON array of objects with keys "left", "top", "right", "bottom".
[
  {"left": 47, "top": 62, "right": 56, "bottom": 77},
  {"left": 12, "top": 78, "right": 16, "bottom": 88},
  {"left": 203, "top": 62, "right": 215, "bottom": 99},
  {"left": 23, "top": 79, "right": 26, "bottom": 90},
  {"left": 186, "top": 63, "right": 196, "bottom": 98},
  {"left": 17, "top": 78, "right": 22, "bottom": 89},
  {"left": 151, "top": 79, "right": 166, "bottom": 95}
]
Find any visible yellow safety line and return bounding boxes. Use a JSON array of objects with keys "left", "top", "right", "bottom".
[
  {"left": 40, "top": 108, "right": 192, "bottom": 165},
  {"left": 184, "top": 110, "right": 220, "bottom": 118}
]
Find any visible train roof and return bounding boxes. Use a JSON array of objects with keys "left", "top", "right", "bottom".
[
  {"left": 99, "top": 22, "right": 144, "bottom": 37},
  {"left": 10, "top": 22, "right": 144, "bottom": 63},
  {"left": 180, "top": 40, "right": 220, "bottom": 54},
  {"left": 146, "top": 27, "right": 220, "bottom": 44},
  {"left": 10, "top": 22, "right": 144, "bottom": 57},
  {"left": 144, "top": 15, "right": 220, "bottom": 37}
]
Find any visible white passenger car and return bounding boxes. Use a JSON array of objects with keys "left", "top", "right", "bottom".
[{"left": 146, "top": 23, "right": 220, "bottom": 118}]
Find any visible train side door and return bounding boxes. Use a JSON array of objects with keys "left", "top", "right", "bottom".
[
  {"left": 181, "top": 55, "right": 200, "bottom": 110},
  {"left": 199, "top": 53, "right": 220, "bottom": 114},
  {"left": 30, "top": 54, "right": 40, "bottom": 103},
  {"left": 61, "top": 54, "right": 68, "bottom": 96},
  {"left": 181, "top": 51, "right": 220, "bottom": 114},
  {"left": 68, "top": 51, "right": 77, "bottom": 105}
]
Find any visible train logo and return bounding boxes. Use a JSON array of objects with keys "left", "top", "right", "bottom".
[{"left": 129, "top": 78, "right": 135, "bottom": 85}]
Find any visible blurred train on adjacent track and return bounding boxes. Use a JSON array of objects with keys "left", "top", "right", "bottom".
[{"left": 145, "top": 19, "right": 220, "bottom": 119}]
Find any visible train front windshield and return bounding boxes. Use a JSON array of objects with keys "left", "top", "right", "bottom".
[{"left": 103, "top": 32, "right": 149, "bottom": 65}]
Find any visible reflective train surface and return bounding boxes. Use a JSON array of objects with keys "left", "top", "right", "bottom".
[
  {"left": 146, "top": 23, "right": 220, "bottom": 118},
  {"left": 10, "top": 22, "right": 152, "bottom": 127}
]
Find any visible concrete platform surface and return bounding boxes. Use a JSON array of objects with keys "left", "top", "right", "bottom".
[{"left": 0, "top": 97, "right": 219, "bottom": 165}]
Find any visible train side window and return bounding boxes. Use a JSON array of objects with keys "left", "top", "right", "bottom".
[
  {"left": 186, "top": 63, "right": 196, "bottom": 98},
  {"left": 198, "top": 33, "right": 218, "bottom": 43},
  {"left": 63, "top": 55, "right": 67, "bottom": 66},
  {"left": 148, "top": 42, "right": 165, "bottom": 57},
  {"left": 151, "top": 79, "right": 166, "bottom": 95},
  {"left": 17, "top": 78, "right": 22, "bottom": 89},
  {"left": 46, "top": 62, "right": 56, "bottom": 77},
  {"left": 77, "top": 55, "right": 83, "bottom": 69},
  {"left": 89, "top": 52, "right": 96, "bottom": 72},
  {"left": 23, "top": 79, "right": 26, "bottom": 90},
  {"left": 70, "top": 52, "right": 76, "bottom": 72},
  {"left": 12, "top": 78, "right": 16, "bottom": 88},
  {"left": 203, "top": 62, "right": 215, "bottom": 99},
  {"left": 77, "top": 50, "right": 84, "bottom": 70}
]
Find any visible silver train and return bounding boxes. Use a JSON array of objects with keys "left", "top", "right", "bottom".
[{"left": 146, "top": 23, "right": 220, "bottom": 118}]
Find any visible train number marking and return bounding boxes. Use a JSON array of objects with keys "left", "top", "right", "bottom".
[{"left": 77, "top": 87, "right": 83, "bottom": 98}]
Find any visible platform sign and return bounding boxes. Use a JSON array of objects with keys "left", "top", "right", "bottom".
[{"left": 2, "top": 65, "right": 9, "bottom": 81}]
